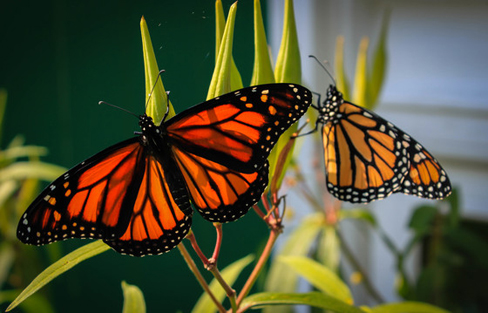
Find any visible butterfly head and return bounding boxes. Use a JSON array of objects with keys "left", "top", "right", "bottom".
[
  {"left": 138, "top": 114, "right": 165, "bottom": 146},
  {"left": 317, "top": 85, "right": 344, "bottom": 123}
]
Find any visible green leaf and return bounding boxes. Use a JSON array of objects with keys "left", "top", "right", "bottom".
[
  {"left": 446, "top": 187, "right": 459, "bottom": 229},
  {"left": 192, "top": 254, "right": 254, "bottom": 313},
  {"left": 6, "top": 240, "right": 110, "bottom": 311},
  {"left": 0, "top": 162, "right": 66, "bottom": 183},
  {"left": 408, "top": 205, "right": 437, "bottom": 236},
  {"left": 0, "top": 145, "right": 48, "bottom": 162},
  {"left": 339, "top": 208, "right": 377, "bottom": 227},
  {"left": 2, "top": 289, "right": 55, "bottom": 313},
  {"left": 264, "top": 213, "right": 324, "bottom": 308},
  {"left": 371, "top": 301, "right": 450, "bottom": 313},
  {"left": 335, "top": 36, "right": 350, "bottom": 100},
  {"left": 352, "top": 37, "right": 370, "bottom": 109},
  {"left": 241, "top": 292, "right": 364, "bottom": 313},
  {"left": 250, "top": 0, "right": 275, "bottom": 85},
  {"left": 140, "top": 16, "right": 174, "bottom": 124},
  {"left": 207, "top": 1, "right": 240, "bottom": 99},
  {"left": 0, "top": 180, "right": 18, "bottom": 212},
  {"left": 368, "top": 9, "right": 390, "bottom": 108},
  {"left": 122, "top": 281, "right": 146, "bottom": 313},
  {"left": 316, "top": 225, "right": 340, "bottom": 272},
  {"left": 0, "top": 242, "right": 15, "bottom": 288},
  {"left": 273, "top": 0, "right": 301, "bottom": 84},
  {"left": 268, "top": 0, "right": 302, "bottom": 192},
  {"left": 214, "top": 0, "right": 243, "bottom": 92},
  {"left": 279, "top": 256, "right": 353, "bottom": 304}
]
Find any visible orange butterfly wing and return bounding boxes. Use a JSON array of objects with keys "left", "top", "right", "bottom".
[
  {"left": 166, "top": 84, "right": 311, "bottom": 172},
  {"left": 17, "top": 138, "right": 192, "bottom": 256},
  {"left": 320, "top": 85, "right": 451, "bottom": 203},
  {"left": 173, "top": 148, "right": 268, "bottom": 222},
  {"left": 165, "top": 84, "right": 311, "bottom": 221}
]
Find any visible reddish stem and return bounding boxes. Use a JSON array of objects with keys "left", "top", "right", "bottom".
[
  {"left": 186, "top": 230, "right": 210, "bottom": 268},
  {"left": 211, "top": 223, "right": 223, "bottom": 263}
]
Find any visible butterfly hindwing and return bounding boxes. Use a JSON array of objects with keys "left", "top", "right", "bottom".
[
  {"left": 107, "top": 153, "right": 192, "bottom": 256},
  {"left": 401, "top": 138, "right": 451, "bottom": 199},
  {"left": 319, "top": 85, "right": 451, "bottom": 203},
  {"left": 166, "top": 83, "right": 312, "bottom": 173},
  {"left": 173, "top": 148, "right": 268, "bottom": 222}
]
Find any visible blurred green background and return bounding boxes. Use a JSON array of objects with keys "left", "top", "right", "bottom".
[{"left": 0, "top": 1, "right": 270, "bottom": 312}]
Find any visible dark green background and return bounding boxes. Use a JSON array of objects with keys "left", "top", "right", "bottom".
[{"left": 1, "top": 1, "right": 270, "bottom": 312}]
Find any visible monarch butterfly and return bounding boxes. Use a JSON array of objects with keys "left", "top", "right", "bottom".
[
  {"left": 313, "top": 85, "right": 451, "bottom": 204},
  {"left": 17, "top": 83, "right": 312, "bottom": 256}
]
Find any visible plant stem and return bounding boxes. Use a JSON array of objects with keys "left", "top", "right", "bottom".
[
  {"left": 235, "top": 224, "right": 280, "bottom": 306},
  {"left": 336, "top": 230, "right": 385, "bottom": 303},
  {"left": 186, "top": 231, "right": 210, "bottom": 268},
  {"left": 177, "top": 243, "right": 226, "bottom": 313},
  {"left": 208, "top": 266, "right": 237, "bottom": 312},
  {"left": 252, "top": 204, "right": 266, "bottom": 220},
  {"left": 211, "top": 223, "right": 223, "bottom": 262}
]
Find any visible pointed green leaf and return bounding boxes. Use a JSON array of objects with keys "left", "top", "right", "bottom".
[
  {"left": 268, "top": 0, "right": 302, "bottom": 192},
  {"left": 207, "top": 1, "right": 241, "bottom": 99},
  {"left": 339, "top": 208, "right": 377, "bottom": 227},
  {"left": 122, "top": 281, "right": 146, "bottom": 313},
  {"left": 0, "top": 180, "right": 18, "bottom": 211},
  {"left": 0, "top": 242, "right": 15, "bottom": 288},
  {"left": 274, "top": 0, "right": 301, "bottom": 84},
  {"left": 2, "top": 289, "right": 55, "bottom": 313},
  {"left": 371, "top": 301, "right": 449, "bottom": 313},
  {"left": 6, "top": 241, "right": 110, "bottom": 311},
  {"left": 250, "top": 0, "right": 275, "bottom": 85},
  {"left": 408, "top": 205, "right": 437, "bottom": 236},
  {"left": 316, "top": 225, "right": 340, "bottom": 272},
  {"left": 368, "top": 10, "right": 390, "bottom": 108},
  {"left": 192, "top": 254, "right": 254, "bottom": 313},
  {"left": 0, "top": 145, "right": 48, "bottom": 162},
  {"left": 140, "top": 16, "right": 174, "bottom": 124},
  {"left": 264, "top": 214, "right": 324, "bottom": 300},
  {"left": 280, "top": 256, "right": 353, "bottom": 304},
  {"left": 335, "top": 36, "right": 350, "bottom": 100},
  {"left": 352, "top": 37, "right": 370, "bottom": 109},
  {"left": 214, "top": 0, "right": 225, "bottom": 62},
  {"left": 0, "top": 162, "right": 66, "bottom": 183},
  {"left": 446, "top": 187, "right": 459, "bottom": 229},
  {"left": 215, "top": 0, "right": 243, "bottom": 92},
  {"left": 241, "top": 292, "right": 364, "bottom": 313}
]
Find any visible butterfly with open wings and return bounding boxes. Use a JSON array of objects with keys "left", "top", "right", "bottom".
[{"left": 17, "top": 84, "right": 312, "bottom": 256}]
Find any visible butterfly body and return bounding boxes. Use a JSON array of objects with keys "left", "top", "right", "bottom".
[
  {"left": 316, "top": 85, "right": 451, "bottom": 203},
  {"left": 18, "top": 83, "right": 311, "bottom": 256}
]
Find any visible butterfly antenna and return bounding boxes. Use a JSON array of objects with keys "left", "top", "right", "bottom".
[
  {"left": 309, "top": 55, "right": 336, "bottom": 85},
  {"left": 145, "top": 69, "right": 166, "bottom": 109},
  {"left": 98, "top": 101, "right": 139, "bottom": 118}
]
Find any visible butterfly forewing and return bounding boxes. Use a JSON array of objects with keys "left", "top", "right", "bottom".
[
  {"left": 17, "top": 139, "right": 145, "bottom": 245},
  {"left": 166, "top": 84, "right": 312, "bottom": 172}
]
